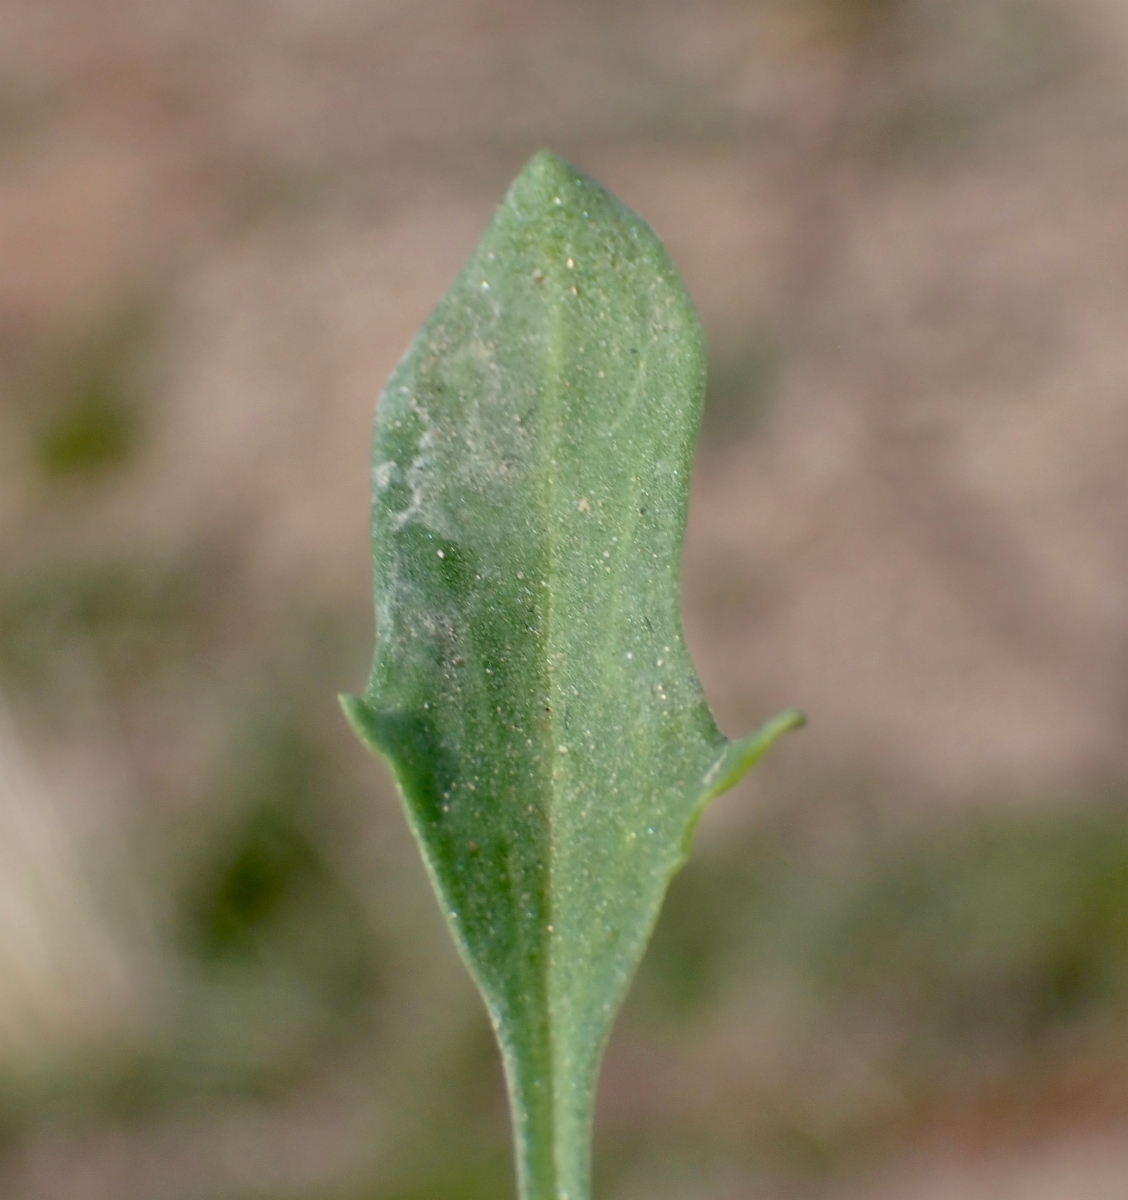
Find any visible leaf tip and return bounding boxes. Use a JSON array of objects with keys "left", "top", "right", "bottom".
[
  {"left": 521, "top": 147, "right": 576, "bottom": 183},
  {"left": 510, "top": 148, "right": 595, "bottom": 217}
]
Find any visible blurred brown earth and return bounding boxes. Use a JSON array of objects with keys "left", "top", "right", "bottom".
[{"left": 2, "top": 1, "right": 1128, "bottom": 1197}]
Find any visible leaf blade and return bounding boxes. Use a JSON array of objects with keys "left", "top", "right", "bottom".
[{"left": 345, "top": 151, "right": 799, "bottom": 1200}]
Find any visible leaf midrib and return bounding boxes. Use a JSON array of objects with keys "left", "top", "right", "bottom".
[{"left": 537, "top": 228, "right": 568, "bottom": 1191}]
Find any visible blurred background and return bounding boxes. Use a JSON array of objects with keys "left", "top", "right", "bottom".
[{"left": 2, "top": 0, "right": 1128, "bottom": 1196}]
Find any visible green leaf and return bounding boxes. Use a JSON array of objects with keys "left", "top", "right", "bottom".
[{"left": 342, "top": 151, "right": 802, "bottom": 1200}]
